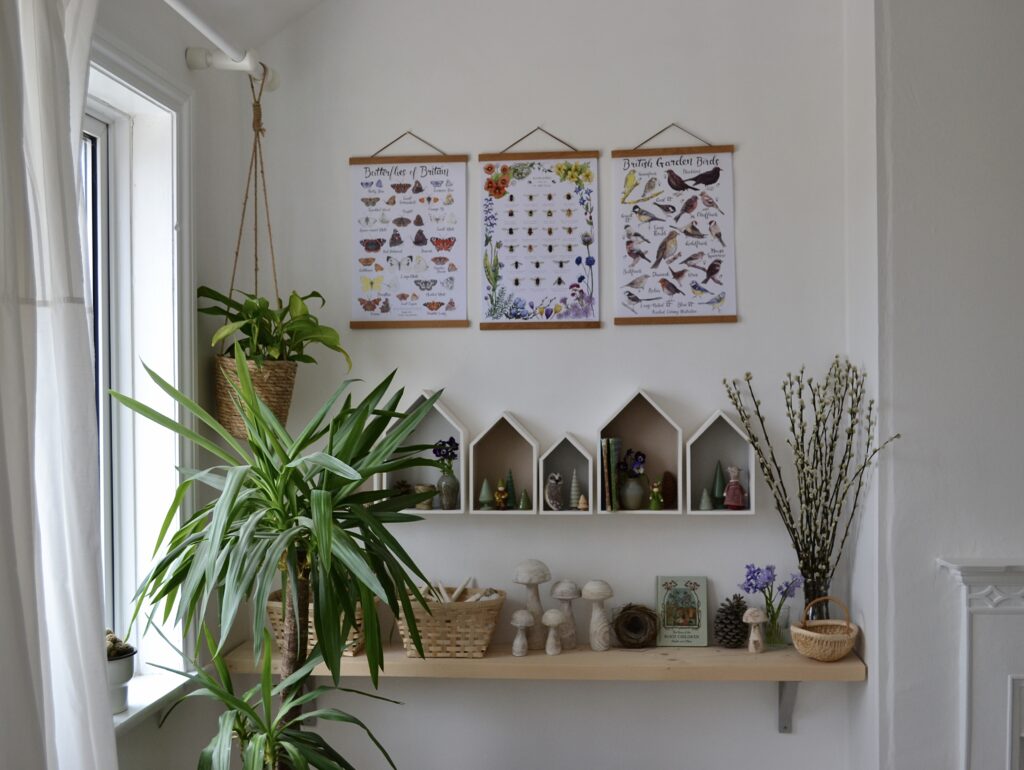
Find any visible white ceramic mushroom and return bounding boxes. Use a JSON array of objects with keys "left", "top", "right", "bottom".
[
  {"left": 542, "top": 609, "right": 566, "bottom": 655},
  {"left": 511, "top": 609, "right": 534, "bottom": 657},
  {"left": 582, "top": 579, "right": 614, "bottom": 651},
  {"left": 550, "top": 579, "right": 581, "bottom": 650},
  {"left": 514, "top": 559, "right": 551, "bottom": 650},
  {"left": 743, "top": 607, "right": 767, "bottom": 653}
]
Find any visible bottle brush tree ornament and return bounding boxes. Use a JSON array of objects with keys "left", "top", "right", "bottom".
[
  {"left": 713, "top": 594, "right": 749, "bottom": 649},
  {"left": 569, "top": 468, "right": 581, "bottom": 509}
]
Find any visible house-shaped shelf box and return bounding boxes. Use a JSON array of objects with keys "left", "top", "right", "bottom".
[
  {"left": 469, "top": 412, "right": 539, "bottom": 514},
  {"left": 378, "top": 390, "right": 468, "bottom": 514},
  {"left": 597, "top": 391, "right": 683, "bottom": 514},
  {"left": 685, "top": 410, "right": 756, "bottom": 515},
  {"left": 539, "top": 433, "right": 594, "bottom": 515}
]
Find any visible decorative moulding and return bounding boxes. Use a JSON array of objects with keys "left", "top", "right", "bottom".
[
  {"left": 596, "top": 390, "right": 683, "bottom": 515},
  {"left": 469, "top": 411, "right": 539, "bottom": 515},
  {"left": 539, "top": 433, "right": 594, "bottom": 515},
  {"left": 379, "top": 390, "right": 468, "bottom": 514},
  {"left": 685, "top": 409, "right": 756, "bottom": 515}
]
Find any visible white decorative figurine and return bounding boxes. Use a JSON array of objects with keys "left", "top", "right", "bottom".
[
  {"left": 542, "top": 609, "right": 566, "bottom": 655},
  {"left": 514, "top": 559, "right": 551, "bottom": 650},
  {"left": 582, "top": 579, "right": 614, "bottom": 651},
  {"left": 550, "top": 579, "right": 581, "bottom": 650},
  {"left": 544, "top": 472, "right": 564, "bottom": 511},
  {"left": 511, "top": 609, "right": 534, "bottom": 657},
  {"left": 743, "top": 607, "right": 767, "bottom": 653}
]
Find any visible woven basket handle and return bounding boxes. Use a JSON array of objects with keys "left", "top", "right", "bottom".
[{"left": 802, "top": 595, "right": 851, "bottom": 628}]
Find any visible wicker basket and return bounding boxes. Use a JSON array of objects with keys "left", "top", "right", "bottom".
[
  {"left": 266, "top": 590, "right": 364, "bottom": 657},
  {"left": 791, "top": 596, "right": 859, "bottom": 662},
  {"left": 396, "top": 588, "right": 505, "bottom": 658},
  {"left": 214, "top": 355, "right": 297, "bottom": 439}
]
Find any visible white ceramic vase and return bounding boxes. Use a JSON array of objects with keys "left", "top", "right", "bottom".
[{"left": 107, "top": 652, "right": 136, "bottom": 715}]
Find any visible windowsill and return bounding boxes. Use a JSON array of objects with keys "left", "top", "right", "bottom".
[{"left": 112, "top": 673, "right": 194, "bottom": 736}]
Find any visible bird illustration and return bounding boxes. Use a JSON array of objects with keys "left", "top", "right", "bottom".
[
  {"left": 666, "top": 168, "right": 696, "bottom": 192},
  {"left": 624, "top": 290, "right": 660, "bottom": 304},
  {"left": 678, "top": 251, "right": 705, "bottom": 267},
  {"left": 544, "top": 472, "right": 564, "bottom": 511},
  {"left": 697, "top": 258, "right": 723, "bottom": 285},
  {"left": 682, "top": 220, "right": 706, "bottom": 239},
  {"left": 625, "top": 239, "right": 651, "bottom": 267},
  {"left": 652, "top": 230, "right": 679, "bottom": 270},
  {"left": 653, "top": 201, "right": 677, "bottom": 215},
  {"left": 701, "top": 291, "right": 726, "bottom": 309},
  {"left": 658, "top": 278, "right": 684, "bottom": 297},
  {"left": 640, "top": 177, "right": 659, "bottom": 198},
  {"left": 623, "top": 275, "right": 649, "bottom": 290},
  {"left": 674, "top": 195, "right": 700, "bottom": 223},
  {"left": 625, "top": 224, "right": 651, "bottom": 244},
  {"left": 621, "top": 169, "right": 639, "bottom": 201},
  {"left": 669, "top": 266, "right": 689, "bottom": 282},
  {"left": 709, "top": 220, "right": 725, "bottom": 247},
  {"left": 700, "top": 191, "right": 724, "bottom": 213},
  {"left": 690, "top": 280, "right": 711, "bottom": 297},
  {"left": 632, "top": 205, "right": 664, "bottom": 224},
  {"left": 686, "top": 165, "right": 721, "bottom": 186}
]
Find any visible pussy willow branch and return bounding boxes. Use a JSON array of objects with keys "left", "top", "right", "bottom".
[{"left": 724, "top": 357, "right": 899, "bottom": 584}]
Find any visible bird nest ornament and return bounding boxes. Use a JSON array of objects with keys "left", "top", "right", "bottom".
[{"left": 612, "top": 603, "right": 659, "bottom": 648}]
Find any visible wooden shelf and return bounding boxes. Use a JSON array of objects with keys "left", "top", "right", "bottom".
[{"left": 223, "top": 643, "right": 864, "bottom": 683}]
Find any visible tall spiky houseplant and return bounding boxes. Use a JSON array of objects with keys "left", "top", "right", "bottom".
[{"left": 113, "top": 344, "right": 440, "bottom": 763}]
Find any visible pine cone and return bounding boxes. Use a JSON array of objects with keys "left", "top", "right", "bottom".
[{"left": 714, "top": 593, "right": 748, "bottom": 648}]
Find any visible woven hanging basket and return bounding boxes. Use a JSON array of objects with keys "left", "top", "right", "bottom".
[
  {"left": 790, "top": 595, "right": 859, "bottom": 662},
  {"left": 396, "top": 587, "right": 505, "bottom": 658},
  {"left": 266, "top": 590, "right": 365, "bottom": 658},
  {"left": 214, "top": 355, "right": 297, "bottom": 439}
]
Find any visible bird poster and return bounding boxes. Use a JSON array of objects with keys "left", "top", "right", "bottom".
[
  {"left": 479, "top": 151, "right": 601, "bottom": 329},
  {"left": 611, "top": 145, "right": 737, "bottom": 324},
  {"left": 348, "top": 154, "right": 470, "bottom": 328}
]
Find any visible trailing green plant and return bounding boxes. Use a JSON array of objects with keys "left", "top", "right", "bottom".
[
  {"left": 158, "top": 627, "right": 397, "bottom": 770},
  {"left": 111, "top": 343, "right": 440, "bottom": 693},
  {"left": 198, "top": 286, "right": 351, "bottom": 368}
]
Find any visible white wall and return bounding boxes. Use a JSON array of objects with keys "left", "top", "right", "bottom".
[{"left": 877, "top": 0, "right": 1024, "bottom": 767}]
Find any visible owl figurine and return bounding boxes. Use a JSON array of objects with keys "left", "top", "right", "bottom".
[{"left": 544, "top": 472, "right": 564, "bottom": 511}]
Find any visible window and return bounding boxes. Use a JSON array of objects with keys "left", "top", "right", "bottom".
[{"left": 83, "top": 47, "right": 194, "bottom": 674}]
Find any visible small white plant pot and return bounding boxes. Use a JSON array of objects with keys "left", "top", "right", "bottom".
[{"left": 107, "top": 652, "right": 136, "bottom": 715}]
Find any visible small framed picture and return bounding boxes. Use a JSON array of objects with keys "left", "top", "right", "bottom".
[{"left": 656, "top": 576, "right": 709, "bottom": 646}]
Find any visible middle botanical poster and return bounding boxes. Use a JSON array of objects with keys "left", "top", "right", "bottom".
[{"left": 479, "top": 151, "right": 600, "bottom": 329}]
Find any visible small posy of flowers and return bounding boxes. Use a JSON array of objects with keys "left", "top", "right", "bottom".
[
  {"left": 483, "top": 162, "right": 535, "bottom": 199},
  {"left": 553, "top": 161, "right": 593, "bottom": 187},
  {"left": 432, "top": 437, "right": 459, "bottom": 476},
  {"left": 739, "top": 563, "right": 803, "bottom": 638},
  {"left": 617, "top": 448, "right": 646, "bottom": 479}
]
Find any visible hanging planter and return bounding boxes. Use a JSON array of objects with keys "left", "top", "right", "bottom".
[{"left": 200, "top": 67, "right": 349, "bottom": 438}]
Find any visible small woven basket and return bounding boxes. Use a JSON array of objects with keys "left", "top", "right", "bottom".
[
  {"left": 791, "top": 596, "right": 859, "bottom": 662},
  {"left": 214, "top": 355, "right": 297, "bottom": 440},
  {"left": 396, "top": 588, "right": 505, "bottom": 658},
  {"left": 266, "top": 590, "right": 365, "bottom": 657}
]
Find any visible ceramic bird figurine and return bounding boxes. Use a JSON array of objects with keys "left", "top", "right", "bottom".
[
  {"left": 658, "top": 278, "right": 683, "bottom": 297},
  {"left": 686, "top": 165, "right": 721, "bottom": 186},
  {"left": 621, "top": 169, "right": 639, "bottom": 201},
  {"left": 631, "top": 205, "right": 664, "bottom": 224},
  {"left": 709, "top": 220, "right": 725, "bottom": 247},
  {"left": 697, "top": 258, "right": 723, "bottom": 285},
  {"left": 666, "top": 168, "right": 696, "bottom": 192},
  {"left": 700, "top": 191, "right": 724, "bottom": 213},
  {"left": 544, "top": 472, "right": 564, "bottom": 511},
  {"left": 651, "top": 230, "right": 679, "bottom": 270},
  {"left": 681, "top": 221, "right": 705, "bottom": 239}
]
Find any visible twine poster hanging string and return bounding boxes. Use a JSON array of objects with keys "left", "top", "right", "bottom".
[
  {"left": 498, "top": 126, "right": 579, "bottom": 154},
  {"left": 632, "top": 122, "right": 713, "bottom": 150},
  {"left": 370, "top": 130, "right": 450, "bottom": 157}
]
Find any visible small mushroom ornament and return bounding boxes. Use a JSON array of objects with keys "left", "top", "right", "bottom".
[
  {"left": 582, "top": 580, "right": 614, "bottom": 651},
  {"left": 542, "top": 609, "right": 567, "bottom": 655},
  {"left": 743, "top": 607, "right": 768, "bottom": 653},
  {"left": 511, "top": 609, "right": 534, "bottom": 657},
  {"left": 550, "top": 579, "right": 581, "bottom": 650},
  {"left": 514, "top": 559, "right": 551, "bottom": 650}
]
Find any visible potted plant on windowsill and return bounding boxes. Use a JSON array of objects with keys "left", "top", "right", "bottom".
[
  {"left": 198, "top": 286, "right": 351, "bottom": 439},
  {"left": 105, "top": 630, "right": 136, "bottom": 715}
]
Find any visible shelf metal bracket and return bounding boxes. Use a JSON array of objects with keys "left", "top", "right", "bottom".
[{"left": 778, "top": 681, "right": 798, "bottom": 733}]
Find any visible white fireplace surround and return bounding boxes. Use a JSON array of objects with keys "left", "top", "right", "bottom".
[{"left": 939, "top": 558, "right": 1024, "bottom": 770}]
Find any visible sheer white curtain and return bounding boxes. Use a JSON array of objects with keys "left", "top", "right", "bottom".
[{"left": 0, "top": 0, "right": 117, "bottom": 768}]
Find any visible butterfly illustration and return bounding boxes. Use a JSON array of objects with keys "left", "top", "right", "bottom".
[
  {"left": 431, "top": 256, "right": 449, "bottom": 265},
  {"left": 413, "top": 229, "right": 428, "bottom": 246},
  {"left": 360, "top": 239, "right": 385, "bottom": 253},
  {"left": 385, "top": 195, "right": 396, "bottom": 206},
  {"left": 396, "top": 293, "right": 410, "bottom": 302},
  {"left": 379, "top": 298, "right": 391, "bottom": 313},
  {"left": 447, "top": 262, "right": 458, "bottom": 272},
  {"left": 429, "top": 212, "right": 445, "bottom": 224},
  {"left": 358, "top": 257, "right": 377, "bottom": 266},
  {"left": 379, "top": 211, "right": 389, "bottom": 223},
  {"left": 445, "top": 299, "right": 455, "bottom": 311},
  {"left": 413, "top": 214, "right": 424, "bottom": 226},
  {"left": 357, "top": 297, "right": 381, "bottom": 312},
  {"left": 391, "top": 183, "right": 411, "bottom": 193},
  {"left": 423, "top": 301, "right": 444, "bottom": 312},
  {"left": 447, "top": 212, "right": 456, "bottom": 224},
  {"left": 360, "top": 180, "right": 374, "bottom": 188},
  {"left": 442, "top": 276, "right": 455, "bottom": 290},
  {"left": 374, "top": 263, "right": 384, "bottom": 272},
  {"left": 414, "top": 279, "right": 437, "bottom": 291},
  {"left": 412, "top": 256, "right": 429, "bottom": 272},
  {"left": 418, "top": 196, "right": 439, "bottom": 204},
  {"left": 360, "top": 197, "right": 379, "bottom": 207},
  {"left": 358, "top": 216, "right": 375, "bottom": 227},
  {"left": 431, "top": 180, "right": 445, "bottom": 188},
  {"left": 443, "top": 193, "right": 454, "bottom": 205},
  {"left": 376, "top": 179, "right": 383, "bottom": 188},
  {"left": 431, "top": 237, "right": 456, "bottom": 252},
  {"left": 389, "top": 229, "right": 403, "bottom": 247},
  {"left": 392, "top": 217, "right": 411, "bottom": 227},
  {"left": 411, "top": 180, "right": 424, "bottom": 194},
  {"left": 360, "top": 276, "right": 384, "bottom": 293},
  {"left": 410, "top": 293, "right": 419, "bottom": 301}
]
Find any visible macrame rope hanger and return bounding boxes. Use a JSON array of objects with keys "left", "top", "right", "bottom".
[{"left": 226, "top": 63, "right": 282, "bottom": 328}]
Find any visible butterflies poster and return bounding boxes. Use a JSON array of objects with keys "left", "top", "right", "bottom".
[
  {"left": 610, "top": 146, "right": 738, "bottom": 324},
  {"left": 479, "top": 151, "right": 600, "bottom": 329},
  {"left": 349, "top": 154, "right": 469, "bottom": 328}
]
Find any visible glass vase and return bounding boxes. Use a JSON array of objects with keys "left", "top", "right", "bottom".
[
  {"left": 764, "top": 605, "right": 790, "bottom": 648},
  {"left": 436, "top": 472, "right": 459, "bottom": 511},
  {"left": 802, "top": 576, "right": 831, "bottom": 620}
]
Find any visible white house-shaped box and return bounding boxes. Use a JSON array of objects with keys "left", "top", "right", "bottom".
[
  {"left": 539, "top": 433, "right": 594, "bottom": 515},
  {"left": 469, "top": 412, "right": 539, "bottom": 514},
  {"left": 597, "top": 390, "right": 683, "bottom": 514},
  {"left": 685, "top": 409, "right": 756, "bottom": 515},
  {"left": 378, "top": 390, "right": 468, "bottom": 514}
]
